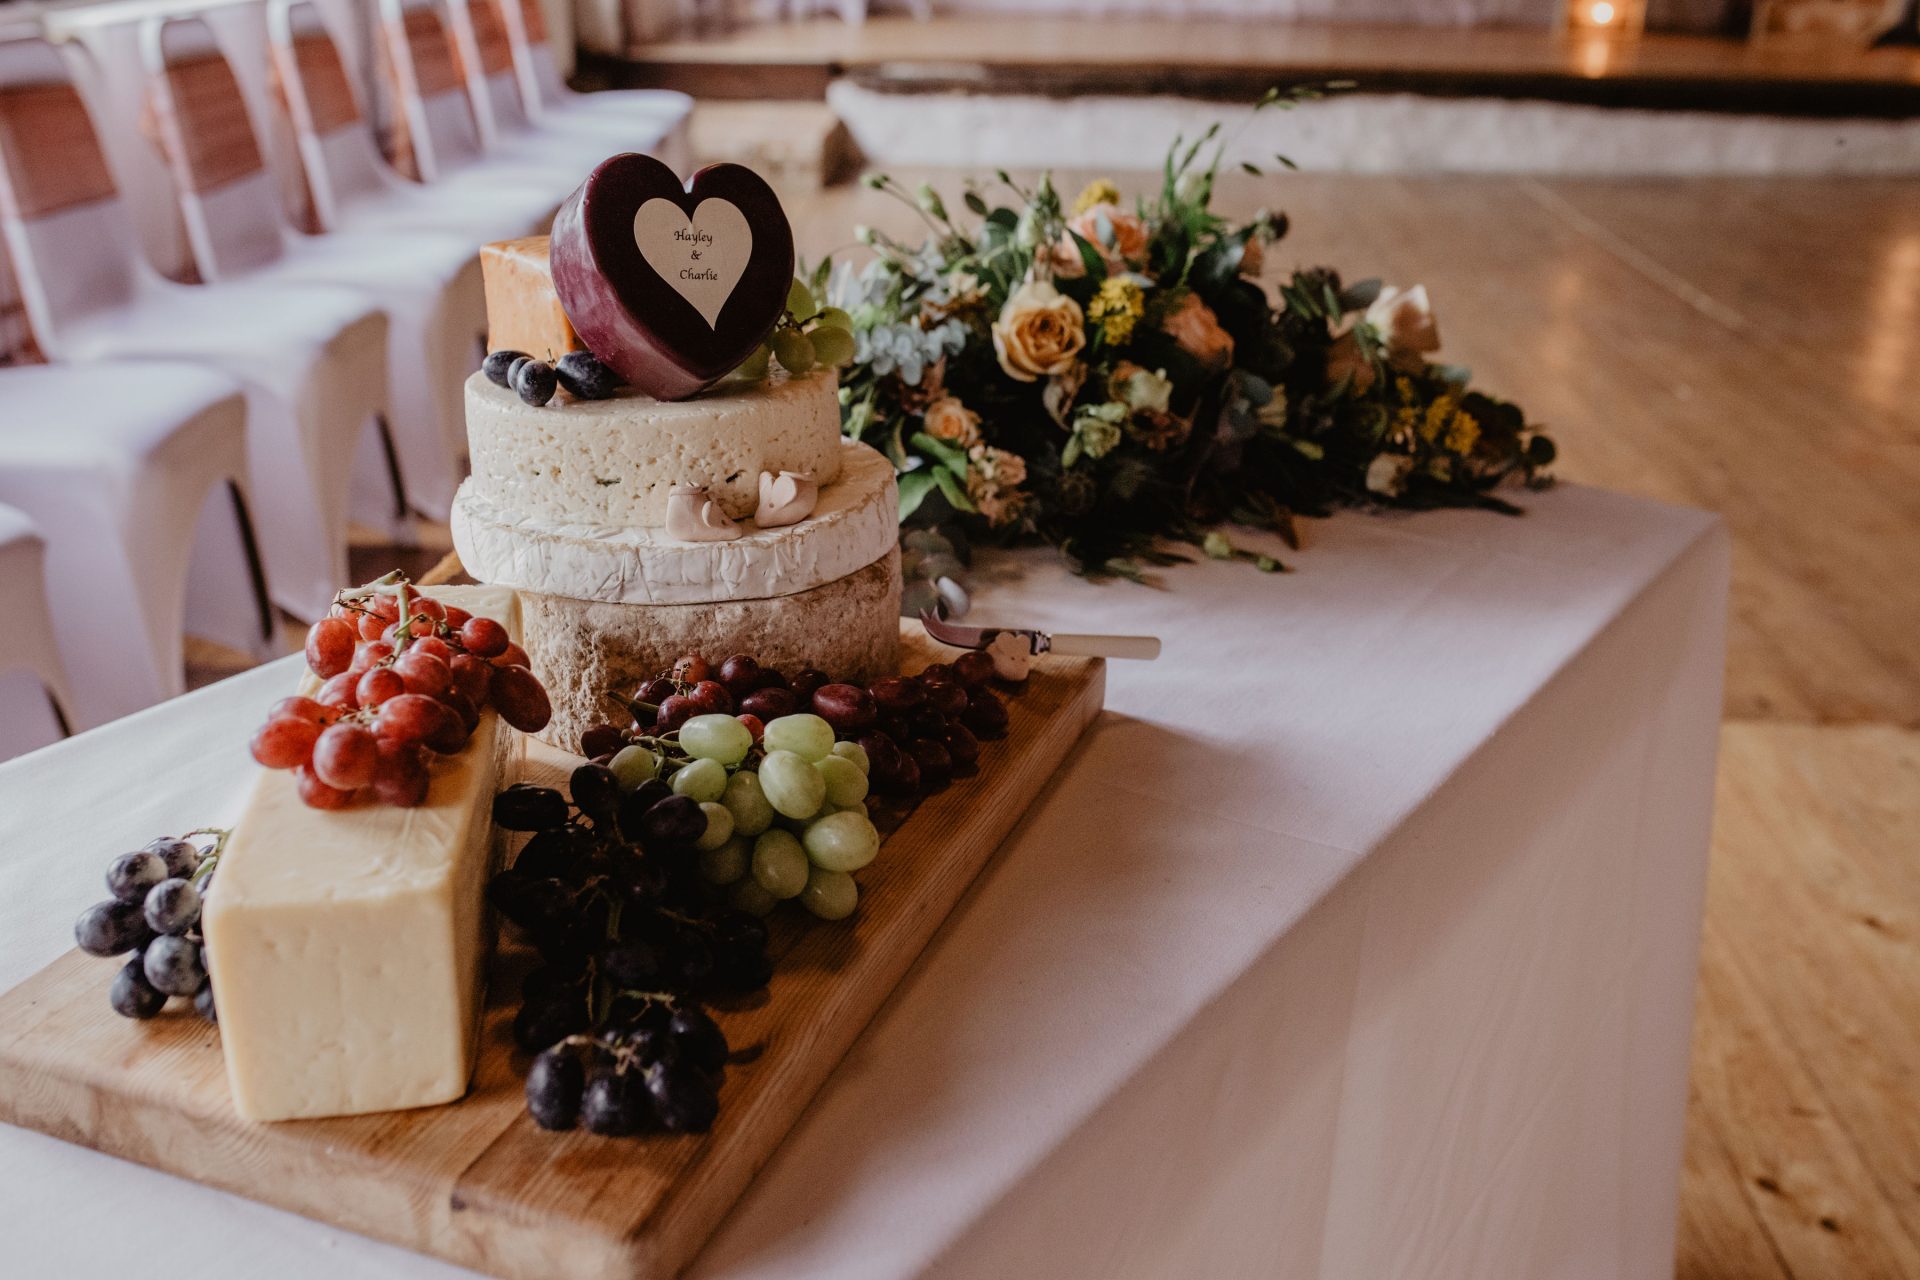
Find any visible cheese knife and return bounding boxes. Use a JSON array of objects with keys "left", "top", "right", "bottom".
[{"left": 919, "top": 611, "right": 1162, "bottom": 661}]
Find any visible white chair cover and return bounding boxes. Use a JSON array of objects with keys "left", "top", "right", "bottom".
[
  {"left": 269, "top": 0, "right": 558, "bottom": 242},
  {"left": 147, "top": 11, "right": 487, "bottom": 514},
  {"left": 0, "top": 503, "right": 71, "bottom": 762},
  {"left": 0, "top": 363, "right": 268, "bottom": 729},
  {"left": 0, "top": 34, "right": 392, "bottom": 620}
]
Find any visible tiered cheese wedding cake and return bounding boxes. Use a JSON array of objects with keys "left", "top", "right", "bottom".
[
  {"left": 452, "top": 370, "right": 901, "bottom": 748},
  {"left": 451, "top": 155, "right": 901, "bottom": 749}
]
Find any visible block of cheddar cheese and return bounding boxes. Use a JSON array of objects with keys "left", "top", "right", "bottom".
[
  {"left": 203, "top": 586, "right": 524, "bottom": 1122},
  {"left": 481, "top": 235, "right": 581, "bottom": 362}
]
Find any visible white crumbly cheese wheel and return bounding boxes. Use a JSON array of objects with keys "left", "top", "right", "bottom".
[
  {"left": 464, "top": 367, "right": 844, "bottom": 526},
  {"left": 453, "top": 440, "right": 898, "bottom": 606}
]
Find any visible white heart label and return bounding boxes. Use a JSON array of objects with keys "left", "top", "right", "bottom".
[{"left": 633, "top": 197, "right": 753, "bottom": 328}]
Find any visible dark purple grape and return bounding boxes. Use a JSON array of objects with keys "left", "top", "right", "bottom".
[
  {"left": 668, "top": 1006, "right": 728, "bottom": 1073},
  {"left": 513, "top": 358, "right": 558, "bottom": 406},
  {"left": 812, "top": 684, "right": 876, "bottom": 732},
  {"left": 713, "top": 947, "right": 773, "bottom": 994},
  {"left": 645, "top": 1062, "right": 718, "bottom": 1133},
  {"left": 526, "top": 1047, "right": 585, "bottom": 1130},
  {"left": 570, "top": 762, "right": 621, "bottom": 824},
  {"left": 880, "top": 752, "right": 922, "bottom": 798},
  {"left": 922, "top": 679, "right": 968, "bottom": 716},
  {"left": 143, "top": 935, "right": 206, "bottom": 997},
  {"left": 951, "top": 650, "right": 996, "bottom": 688},
  {"left": 716, "top": 655, "right": 760, "bottom": 697},
  {"left": 143, "top": 878, "right": 202, "bottom": 936},
  {"left": 908, "top": 738, "right": 953, "bottom": 788},
  {"left": 909, "top": 707, "right": 951, "bottom": 739},
  {"left": 687, "top": 680, "right": 733, "bottom": 715},
  {"left": 554, "top": 350, "right": 620, "bottom": 400},
  {"left": 106, "top": 851, "right": 167, "bottom": 904},
  {"left": 639, "top": 677, "right": 677, "bottom": 704},
  {"left": 488, "top": 872, "right": 573, "bottom": 932},
  {"left": 655, "top": 694, "right": 699, "bottom": 733},
  {"left": 494, "top": 785, "right": 569, "bottom": 831},
  {"left": 669, "top": 929, "right": 714, "bottom": 985},
  {"left": 713, "top": 909, "right": 768, "bottom": 954},
  {"left": 962, "top": 688, "right": 1009, "bottom": 738},
  {"left": 641, "top": 795, "right": 707, "bottom": 847},
  {"left": 75, "top": 900, "right": 151, "bottom": 957},
  {"left": 738, "top": 687, "right": 796, "bottom": 721},
  {"left": 942, "top": 722, "right": 981, "bottom": 770},
  {"left": 869, "top": 676, "right": 925, "bottom": 714},
  {"left": 598, "top": 941, "right": 660, "bottom": 988},
  {"left": 789, "top": 668, "right": 830, "bottom": 701},
  {"left": 582, "top": 1066, "right": 646, "bottom": 1136},
  {"left": 513, "top": 828, "right": 584, "bottom": 881},
  {"left": 110, "top": 956, "right": 167, "bottom": 1019},
  {"left": 514, "top": 987, "right": 589, "bottom": 1052},
  {"left": 145, "top": 837, "right": 203, "bottom": 879},
  {"left": 751, "top": 667, "right": 789, "bottom": 692},
  {"left": 482, "top": 349, "right": 528, "bottom": 387},
  {"left": 580, "top": 723, "right": 627, "bottom": 760},
  {"left": 194, "top": 981, "right": 218, "bottom": 1023}
]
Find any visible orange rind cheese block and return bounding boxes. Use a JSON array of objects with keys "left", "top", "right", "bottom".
[{"left": 481, "top": 235, "right": 582, "bottom": 362}]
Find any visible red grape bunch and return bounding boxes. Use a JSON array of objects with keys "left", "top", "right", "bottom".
[
  {"left": 250, "top": 574, "right": 553, "bottom": 809},
  {"left": 582, "top": 648, "right": 1011, "bottom": 807}
]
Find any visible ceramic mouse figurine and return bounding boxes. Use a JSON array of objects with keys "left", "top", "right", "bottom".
[
  {"left": 986, "top": 631, "right": 1031, "bottom": 682},
  {"left": 665, "top": 483, "right": 742, "bottom": 541},
  {"left": 754, "top": 470, "right": 818, "bottom": 528}
]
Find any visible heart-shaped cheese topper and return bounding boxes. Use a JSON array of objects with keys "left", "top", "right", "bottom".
[
  {"left": 551, "top": 155, "right": 793, "bottom": 401},
  {"left": 633, "top": 198, "right": 751, "bottom": 328}
]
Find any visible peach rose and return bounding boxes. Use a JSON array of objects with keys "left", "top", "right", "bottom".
[
  {"left": 1063, "top": 201, "right": 1149, "bottom": 272},
  {"left": 1161, "top": 292, "right": 1234, "bottom": 369},
  {"left": 992, "top": 280, "right": 1088, "bottom": 383},
  {"left": 922, "top": 395, "right": 982, "bottom": 449}
]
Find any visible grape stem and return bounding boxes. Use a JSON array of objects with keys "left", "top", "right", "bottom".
[{"left": 182, "top": 827, "right": 232, "bottom": 889}]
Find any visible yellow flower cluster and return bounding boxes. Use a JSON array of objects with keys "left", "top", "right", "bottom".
[
  {"left": 1390, "top": 379, "right": 1481, "bottom": 457},
  {"left": 1071, "top": 178, "right": 1123, "bottom": 216},
  {"left": 1088, "top": 276, "right": 1145, "bottom": 345}
]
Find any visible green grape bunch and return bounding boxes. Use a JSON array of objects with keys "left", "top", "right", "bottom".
[{"left": 737, "top": 278, "right": 858, "bottom": 380}]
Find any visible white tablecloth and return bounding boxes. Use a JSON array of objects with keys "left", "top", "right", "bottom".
[{"left": 0, "top": 483, "right": 1727, "bottom": 1280}]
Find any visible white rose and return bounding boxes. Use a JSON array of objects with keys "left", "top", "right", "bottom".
[
  {"left": 1364, "top": 284, "right": 1441, "bottom": 367},
  {"left": 1366, "top": 453, "right": 1414, "bottom": 498}
]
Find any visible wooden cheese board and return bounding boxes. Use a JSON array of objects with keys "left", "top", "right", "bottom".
[{"left": 0, "top": 622, "right": 1105, "bottom": 1280}]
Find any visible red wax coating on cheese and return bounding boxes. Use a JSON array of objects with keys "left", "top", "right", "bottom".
[{"left": 550, "top": 154, "right": 794, "bottom": 402}]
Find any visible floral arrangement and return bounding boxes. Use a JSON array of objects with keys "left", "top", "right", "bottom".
[{"left": 819, "top": 93, "right": 1557, "bottom": 581}]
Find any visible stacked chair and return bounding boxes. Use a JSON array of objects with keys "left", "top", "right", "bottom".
[
  {"left": 0, "top": 0, "right": 692, "bottom": 760},
  {"left": 0, "top": 503, "right": 73, "bottom": 759}
]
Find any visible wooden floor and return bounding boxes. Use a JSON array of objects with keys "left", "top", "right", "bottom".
[
  {"left": 605, "top": 15, "right": 1920, "bottom": 113},
  {"left": 773, "top": 164, "right": 1920, "bottom": 1277}
]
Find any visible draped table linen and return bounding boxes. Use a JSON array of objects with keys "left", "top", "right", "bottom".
[{"left": 0, "top": 483, "right": 1727, "bottom": 1280}]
